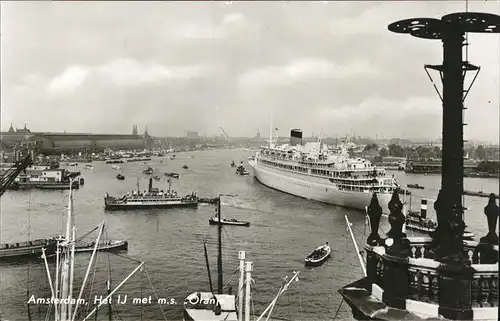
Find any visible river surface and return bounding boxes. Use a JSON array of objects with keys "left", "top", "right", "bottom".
[{"left": 0, "top": 149, "right": 498, "bottom": 321}]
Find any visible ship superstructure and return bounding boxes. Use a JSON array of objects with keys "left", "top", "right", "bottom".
[{"left": 248, "top": 128, "right": 398, "bottom": 213}]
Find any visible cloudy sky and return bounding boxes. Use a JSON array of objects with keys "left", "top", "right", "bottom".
[{"left": 1, "top": 1, "right": 499, "bottom": 142}]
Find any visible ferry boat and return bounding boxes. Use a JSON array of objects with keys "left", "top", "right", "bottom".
[
  {"left": 8, "top": 166, "right": 80, "bottom": 190},
  {"left": 248, "top": 128, "right": 398, "bottom": 213},
  {"left": 0, "top": 238, "right": 57, "bottom": 259},
  {"left": 104, "top": 177, "right": 198, "bottom": 210}
]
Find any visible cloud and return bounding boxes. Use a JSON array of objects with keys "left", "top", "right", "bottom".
[
  {"left": 47, "top": 58, "right": 213, "bottom": 92},
  {"left": 2, "top": 1, "right": 499, "bottom": 141},
  {"left": 238, "top": 58, "right": 380, "bottom": 89},
  {"left": 48, "top": 66, "right": 89, "bottom": 92}
]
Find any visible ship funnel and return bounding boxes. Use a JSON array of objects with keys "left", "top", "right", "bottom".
[
  {"left": 290, "top": 129, "right": 303, "bottom": 146},
  {"left": 148, "top": 177, "right": 153, "bottom": 191}
]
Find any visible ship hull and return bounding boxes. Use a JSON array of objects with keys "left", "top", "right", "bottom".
[
  {"left": 249, "top": 160, "right": 392, "bottom": 214},
  {"left": 0, "top": 241, "right": 56, "bottom": 259},
  {"left": 104, "top": 200, "right": 198, "bottom": 210}
]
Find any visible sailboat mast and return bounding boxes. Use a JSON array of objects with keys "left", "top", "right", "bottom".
[
  {"left": 107, "top": 280, "right": 112, "bottom": 321},
  {"left": 217, "top": 196, "right": 223, "bottom": 294},
  {"left": 203, "top": 241, "right": 214, "bottom": 294},
  {"left": 60, "top": 183, "right": 75, "bottom": 320}
]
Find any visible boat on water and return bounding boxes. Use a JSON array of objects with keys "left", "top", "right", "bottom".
[
  {"left": 406, "top": 210, "right": 475, "bottom": 240},
  {"left": 248, "top": 128, "right": 398, "bottom": 214},
  {"left": 37, "top": 180, "right": 80, "bottom": 190},
  {"left": 209, "top": 216, "right": 250, "bottom": 226},
  {"left": 407, "top": 183, "right": 424, "bottom": 189},
  {"left": 106, "top": 159, "right": 123, "bottom": 164},
  {"left": 236, "top": 162, "right": 250, "bottom": 176},
  {"left": 165, "top": 172, "right": 180, "bottom": 179},
  {"left": 153, "top": 175, "right": 161, "bottom": 181},
  {"left": 183, "top": 165, "right": 189, "bottom": 169},
  {"left": 111, "top": 165, "right": 120, "bottom": 170},
  {"left": 304, "top": 243, "right": 331, "bottom": 266},
  {"left": 142, "top": 166, "right": 154, "bottom": 174},
  {"left": 463, "top": 190, "right": 499, "bottom": 199},
  {"left": 0, "top": 238, "right": 57, "bottom": 259},
  {"left": 104, "top": 177, "right": 198, "bottom": 210},
  {"left": 85, "top": 164, "right": 94, "bottom": 170},
  {"left": 74, "top": 239, "right": 128, "bottom": 253},
  {"left": 230, "top": 161, "right": 236, "bottom": 167},
  {"left": 8, "top": 166, "right": 81, "bottom": 190},
  {"left": 116, "top": 173, "right": 125, "bottom": 180}
]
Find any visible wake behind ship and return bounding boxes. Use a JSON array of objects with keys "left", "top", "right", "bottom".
[
  {"left": 104, "top": 177, "right": 198, "bottom": 210},
  {"left": 248, "top": 128, "right": 398, "bottom": 213}
]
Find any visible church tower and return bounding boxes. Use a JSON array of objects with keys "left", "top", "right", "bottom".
[{"left": 132, "top": 124, "right": 138, "bottom": 135}]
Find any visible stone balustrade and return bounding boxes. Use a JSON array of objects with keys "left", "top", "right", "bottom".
[{"left": 365, "top": 237, "right": 498, "bottom": 320}]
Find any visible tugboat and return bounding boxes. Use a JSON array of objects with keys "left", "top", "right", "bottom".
[
  {"left": 116, "top": 173, "right": 125, "bottom": 180},
  {"left": 165, "top": 172, "right": 180, "bottom": 179},
  {"left": 236, "top": 162, "right": 249, "bottom": 176},
  {"left": 209, "top": 205, "right": 250, "bottom": 227},
  {"left": 104, "top": 177, "right": 198, "bottom": 210},
  {"left": 406, "top": 199, "right": 475, "bottom": 240},
  {"left": 304, "top": 242, "right": 331, "bottom": 266},
  {"left": 142, "top": 166, "right": 154, "bottom": 174}
]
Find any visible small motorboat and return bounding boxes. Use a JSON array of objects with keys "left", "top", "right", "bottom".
[
  {"left": 407, "top": 183, "right": 424, "bottom": 189},
  {"left": 305, "top": 243, "right": 331, "bottom": 267},
  {"left": 230, "top": 161, "right": 236, "bottom": 167},
  {"left": 209, "top": 216, "right": 250, "bottom": 227},
  {"left": 153, "top": 175, "right": 161, "bottom": 181},
  {"left": 85, "top": 164, "right": 94, "bottom": 170},
  {"left": 111, "top": 165, "right": 120, "bottom": 170},
  {"left": 165, "top": 172, "right": 180, "bottom": 179},
  {"left": 236, "top": 167, "right": 249, "bottom": 176},
  {"left": 74, "top": 240, "right": 128, "bottom": 253},
  {"left": 116, "top": 174, "right": 125, "bottom": 180},
  {"left": 142, "top": 166, "right": 154, "bottom": 174},
  {"left": 182, "top": 165, "right": 188, "bottom": 169}
]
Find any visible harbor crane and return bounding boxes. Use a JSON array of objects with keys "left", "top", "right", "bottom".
[
  {"left": 219, "top": 127, "right": 230, "bottom": 140},
  {"left": 0, "top": 154, "right": 32, "bottom": 197}
]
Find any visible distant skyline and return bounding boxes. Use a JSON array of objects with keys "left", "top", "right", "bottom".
[{"left": 1, "top": 1, "right": 499, "bottom": 142}]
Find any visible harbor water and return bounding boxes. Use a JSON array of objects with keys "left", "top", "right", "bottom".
[{"left": 0, "top": 149, "right": 497, "bottom": 320}]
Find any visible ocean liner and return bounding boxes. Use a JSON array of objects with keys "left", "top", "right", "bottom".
[{"left": 248, "top": 128, "right": 398, "bottom": 213}]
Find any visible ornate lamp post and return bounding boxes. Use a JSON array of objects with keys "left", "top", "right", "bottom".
[{"left": 388, "top": 12, "right": 500, "bottom": 262}]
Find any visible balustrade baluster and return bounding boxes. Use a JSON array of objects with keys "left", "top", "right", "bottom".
[
  {"left": 419, "top": 273, "right": 430, "bottom": 303},
  {"left": 408, "top": 269, "right": 419, "bottom": 300},
  {"left": 488, "top": 277, "right": 498, "bottom": 307},
  {"left": 429, "top": 275, "right": 439, "bottom": 304},
  {"left": 478, "top": 277, "right": 491, "bottom": 307},
  {"left": 471, "top": 278, "right": 481, "bottom": 308}
]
